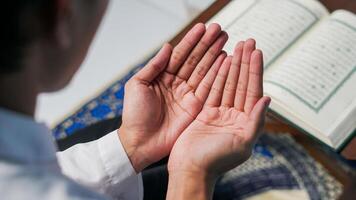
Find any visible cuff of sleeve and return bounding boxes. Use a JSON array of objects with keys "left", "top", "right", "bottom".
[{"left": 98, "top": 130, "right": 144, "bottom": 200}]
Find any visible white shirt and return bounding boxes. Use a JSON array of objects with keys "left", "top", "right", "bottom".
[{"left": 0, "top": 108, "right": 143, "bottom": 200}]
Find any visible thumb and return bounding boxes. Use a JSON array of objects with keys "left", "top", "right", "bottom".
[
  {"left": 135, "top": 43, "right": 173, "bottom": 83},
  {"left": 250, "top": 96, "right": 271, "bottom": 121},
  {"left": 247, "top": 96, "right": 271, "bottom": 140}
]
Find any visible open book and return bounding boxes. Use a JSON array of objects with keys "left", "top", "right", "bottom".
[{"left": 208, "top": 0, "right": 356, "bottom": 151}]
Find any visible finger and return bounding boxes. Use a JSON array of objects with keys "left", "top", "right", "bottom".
[
  {"left": 205, "top": 56, "right": 232, "bottom": 106},
  {"left": 244, "top": 49, "right": 264, "bottom": 114},
  {"left": 234, "top": 39, "right": 256, "bottom": 111},
  {"left": 187, "top": 31, "right": 228, "bottom": 90},
  {"left": 134, "top": 43, "right": 173, "bottom": 83},
  {"left": 195, "top": 52, "right": 227, "bottom": 102},
  {"left": 166, "top": 23, "right": 206, "bottom": 74},
  {"left": 221, "top": 41, "right": 244, "bottom": 107},
  {"left": 177, "top": 23, "right": 222, "bottom": 80},
  {"left": 247, "top": 96, "right": 271, "bottom": 141}
]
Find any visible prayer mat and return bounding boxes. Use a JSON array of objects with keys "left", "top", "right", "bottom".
[{"left": 53, "top": 57, "right": 344, "bottom": 200}]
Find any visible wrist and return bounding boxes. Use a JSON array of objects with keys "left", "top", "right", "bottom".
[
  {"left": 167, "top": 170, "right": 217, "bottom": 200},
  {"left": 117, "top": 127, "right": 149, "bottom": 172}
]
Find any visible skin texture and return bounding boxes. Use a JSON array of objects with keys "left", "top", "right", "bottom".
[
  {"left": 119, "top": 23, "right": 230, "bottom": 172},
  {"left": 166, "top": 39, "right": 271, "bottom": 200},
  {"left": 1, "top": 1, "right": 353, "bottom": 199},
  {"left": 0, "top": 0, "right": 271, "bottom": 199}
]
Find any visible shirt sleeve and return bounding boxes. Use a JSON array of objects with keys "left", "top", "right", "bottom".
[{"left": 56, "top": 130, "right": 143, "bottom": 200}]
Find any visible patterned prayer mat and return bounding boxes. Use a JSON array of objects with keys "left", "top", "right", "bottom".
[
  {"left": 52, "top": 57, "right": 344, "bottom": 200},
  {"left": 214, "top": 133, "right": 342, "bottom": 200}
]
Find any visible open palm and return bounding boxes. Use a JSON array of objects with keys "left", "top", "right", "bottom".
[
  {"left": 168, "top": 39, "right": 271, "bottom": 175},
  {"left": 119, "top": 24, "right": 229, "bottom": 171}
]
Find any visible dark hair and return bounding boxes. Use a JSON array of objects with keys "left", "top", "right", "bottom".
[{"left": 0, "top": 1, "right": 54, "bottom": 74}]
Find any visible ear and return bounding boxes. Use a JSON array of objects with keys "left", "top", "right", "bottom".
[{"left": 53, "top": 0, "right": 72, "bottom": 49}]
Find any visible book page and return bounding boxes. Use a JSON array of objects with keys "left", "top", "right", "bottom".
[
  {"left": 208, "top": 0, "right": 328, "bottom": 67},
  {"left": 264, "top": 10, "right": 356, "bottom": 148}
]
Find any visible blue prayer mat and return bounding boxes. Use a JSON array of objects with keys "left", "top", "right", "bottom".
[{"left": 52, "top": 57, "right": 343, "bottom": 200}]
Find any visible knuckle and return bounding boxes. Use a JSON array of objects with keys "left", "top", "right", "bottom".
[
  {"left": 241, "top": 62, "right": 250, "bottom": 68},
  {"left": 187, "top": 54, "right": 200, "bottom": 66},
  {"left": 150, "top": 63, "right": 162, "bottom": 73},
  {"left": 183, "top": 36, "right": 195, "bottom": 47},
  {"left": 211, "top": 66, "right": 220, "bottom": 74},
  {"left": 172, "top": 49, "right": 183, "bottom": 62},
  {"left": 151, "top": 62, "right": 160, "bottom": 69},
  {"left": 236, "top": 83, "right": 246, "bottom": 93},
  {"left": 217, "top": 71, "right": 226, "bottom": 80},
  {"left": 246, "top": 92, "right": 260, "bottom": 99},
  {"left": 224, "top": 81, "right": 235, "bottom": 93},
  {"left": 207, "top": 47, "right": 218, "bottom": 57},
  {"left": 199, "top": 40, "right": 209, "bottom": 49},
  {"left": 211, "top": 86, "right": 220, "bottom": 93},
  {"left": 246, "top": 87, "right": 262, "bottom": 98},
  {"left": 200, "top": 81, "right": 211, "bottom": 91},
  {"left": 231, "top": 60, "right": 241, "bottom": 67},
  {"left": 249, "top": 70, "right": 262, "bottom": 76},
  {"left": 196, "top": 66, "right": 207, "bottom": 78},
  {"left": 187, "top": 83, "right": 195, "bottom": 92}
]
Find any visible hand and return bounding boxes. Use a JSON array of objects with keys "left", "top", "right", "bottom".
[
  {"left": 118, "top": 23, "right": 229, "bottom": 172},
  {"left": 168, "top": 39, "right": 271, "bottom": 179}
]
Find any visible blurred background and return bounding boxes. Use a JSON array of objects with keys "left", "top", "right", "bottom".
[{"left": 36, "top": 0, "right": 215, "bottom": 126}]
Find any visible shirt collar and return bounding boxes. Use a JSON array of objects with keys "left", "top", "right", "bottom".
[{"left": 0, "top": 107, "right": 58, "bottom": 163}]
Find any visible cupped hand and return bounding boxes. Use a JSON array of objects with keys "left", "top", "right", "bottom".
[
  {"left": 119, "top": 23, "right": 229, "bottom": 172},
  {"left": 168, "top": 39, "right": 271, "bottom": 178}
]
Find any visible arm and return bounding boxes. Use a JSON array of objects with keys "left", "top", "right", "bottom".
[
  {"left": 57, "top": 130, "right": 143, "bottom": 200},
  {"left": 166, "top": 171, "right": 216, "bottom": 200}
]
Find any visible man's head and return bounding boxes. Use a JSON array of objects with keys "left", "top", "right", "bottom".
[{"left": 0, "top": 0, "right": 109, "bottom": 92}]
